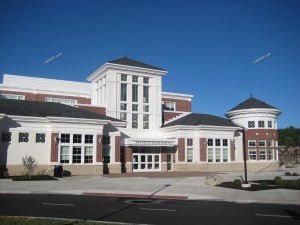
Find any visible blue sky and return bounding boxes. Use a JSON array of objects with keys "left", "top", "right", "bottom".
[{"left": 0, "top": 0, "right": 299, "bottom": 128}]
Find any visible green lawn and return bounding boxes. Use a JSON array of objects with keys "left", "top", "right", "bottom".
[{"left": 0, "top": 216, "right": 124, "bottom": 225}]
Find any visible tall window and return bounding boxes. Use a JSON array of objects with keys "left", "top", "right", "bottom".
[
  {"left": 268, "top": 140, "right": 274, "bottom": 160},
  {"left": 187, "top": 148, "right": 193, "bottom": 162},
  {"left": 60, "top": 134, "right": 94, "bottom": 164},
  {"left": 259, "top": 140, "right": 266, "bottom": 160},
  {"left": 132, "top": 113, "right": 138, "bottom": 129},
  {"left": 207, "top": 138, "right": 228, "bottom": 163},
  {"left": 248, "top": 140, "right": 256, "bottom": 160},
  {"left": 143, "top": 114, "right": 149, "bottom": 129},
  {"left": 121, "top": 83, "right": 127, "bottom": 101},
  {"left": 132, "top": 84, "right": 138, "bottom": 102},
  {"left": 143, "top": 86, "right": 149, "bottom": 103}
]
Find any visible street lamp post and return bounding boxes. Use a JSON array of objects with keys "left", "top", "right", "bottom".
[{"left": 241, "top": 128, "right": 248, "bottom": 184}]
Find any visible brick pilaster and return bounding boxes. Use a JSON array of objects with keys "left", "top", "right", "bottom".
[
  {"left": 115, "top": 136, "right": 121, "bottom": 162},
  {"left": 200, "top": 138, "right": 207, "bottom": 161},
  {"left": 178, "top": 138, "right": 185, "bottom": 162},
  {"left": 96, "top": 135, "right": 103, "bottom": 162},
  {"left": 50, "top": 133, "right": 59, "bottom": 162},
  {"left": 230, "top": 140, "right": 235, "bottom": 161}
]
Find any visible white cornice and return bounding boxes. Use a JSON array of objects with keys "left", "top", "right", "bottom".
[
  {"left": 87, "top": 63, "right": 168, "bottom": 82},
  {"left": 160, "top": 125, "right": 238, "bottom": 132},
  {"left": 162, "top": 92, "right": 194, "bottom": 100},
  {"left": 0, "top": 85, "right": 91, "bottom": 98},
  {"left": 225, "top": 108, "right": 281, "bottom": 118},
  {"left": 46, "top": 117, "right": 110, "bottom": 125}
]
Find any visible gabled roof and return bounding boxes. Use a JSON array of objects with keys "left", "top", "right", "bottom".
[
  {"left": 162, "top": 113, "right": 238, "bottom": 127},
  {"left": 0, "top": 99, "right": 120, "bottom": 122},
  {"left": 228, "top": 97, "right": 278, "bottom": 112},
  {"left": 108, "top": 57, "right": 166, "bottom": 71}
]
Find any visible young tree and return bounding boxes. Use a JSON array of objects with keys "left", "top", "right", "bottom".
[{"left": 22, "top": 155, "right": 38, "bottom": 179}]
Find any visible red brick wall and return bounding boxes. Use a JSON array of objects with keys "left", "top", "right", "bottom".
[
  {"left": 50, "top": 133, "right": 59, "bottom": 162},
  {"left": 115, "top": 136, "right": 121, "bottom": 162},
  {"left": 178, "top": 138, "right": 185, "bottom": 162},
  {"left": 77, "top": 105, "right": 106, "bottom": 116},
  {"left": 96, "top": 135, "right": 103, "bottom": 162},
  {"left": 125, "top": 146, "right": 133, "bottom": 163},
  {"left": 230, "top": 140, "right": 235, "bottom": 161},
  {"left": 163, "top": 112, "right": 182, "bottom": 123},
  {"left": 161, "top": 147, "right": 168, "bottom": 162},
  {"left": 0, "top": 90, "right": 91, "bottom": 104},
  {"left": 200, "top": 138, "right": 207, "bottom": 161},
  {"left": 162, "top": 98, "right": 191, "bottom": 112}
]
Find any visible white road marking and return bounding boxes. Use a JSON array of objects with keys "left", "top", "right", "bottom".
[
  {"left": 42, "top": 203, "right": 75, "bottom": 207},
  {"left": 141, "top": 208, "right": 176, "bottom": 212},
  {"left": 255, "top": 214, "right": 299, "bottom": 219}
]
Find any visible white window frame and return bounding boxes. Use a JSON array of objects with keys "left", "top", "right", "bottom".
[
  {"left": 0, "top": 94, "right": 25, "bottom": 100},
  {"left": 45, "top": 97, "right": 77, "bottom": 105}
]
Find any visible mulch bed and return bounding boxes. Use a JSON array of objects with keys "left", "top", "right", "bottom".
[
  {"left": 10, "top": 175, "right": 58, "bottom": 181},
  {"left": 217, "top": 180, "right": 279, "bottom": 191}
]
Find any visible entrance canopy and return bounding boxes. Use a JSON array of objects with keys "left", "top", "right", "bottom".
[{"left": 125, "top": 138, "right": 177, "bottom": 147}]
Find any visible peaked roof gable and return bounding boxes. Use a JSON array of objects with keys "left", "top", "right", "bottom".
[
  {"left": 162, "top": 113, "right": 238, "bottom": 127},
  {"left": 0, "top": 99, "right": 120, "bottom": 121},
  {"left": 228, "top": 97, "right": 278, "bottom": 112},
  {"left": 108, "top": 57, "right": 166, "bottom": 71}
]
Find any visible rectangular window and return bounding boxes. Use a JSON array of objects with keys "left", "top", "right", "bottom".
[
  {"left": 73, "top": 134, "right": 82, "bottom": 144},
  {"left": 19, "top": 132, "right": 29, "bottom": 142},
  {"left": 143, "top": 105, "right": 149, "bottom": 112},
  {"left": 60, "top": 146, "right": 70, "bottom": 163},
  {"left": 223, "top": 139, "right": 228, "bottom": 146},
  {"left": 84, "top": 147, "right": 93, "bottom": 163},
  {"left": 187, "top": 148, "right": 193, "bottom": 162},
  {"left": 143, "top": 114, "right": 149, "bottom": 129},
  {"left": 248, "top": 140, "right": 256, "bottom": 147},
  {"left": 143, "top": 77, "right": 149, "bottom": 84},
  {"left": 61, "top": 134, "right": 70, "bottom": 143},
  {"left": 0, "top": 94, "right": 24, "bottom": 100},
  {"left": 72, "top": 146, "right": 82, "bottom": 163},
  {"left": 268, "top": 140, "right": 274, "bottom": 147},
  {"left": 36, "top": 133, "right": 45, "bottom": 143},
  {"left": 45, "top": 97, "right": 77, "bottom": 105},
  {"left": 121, "top": 74, "right": 127, "bottom": 81},
  {"left": 207, "top": 139, "right": 213, "bottom": 146},
  {"left": 120, "top": 103, "right": 127, "bottom": 111},
  {"left": 85, "top": 135, "right": 93, "bottom": 144},
  {"left": 259, "top": 149, "right": 266, "bottom": 160},
  {"left": 121, "top": 83, "right": 127, "bottom": 101},
  {"left": 187, "top": 138, "right": 193, "bottom": 146},
  {"left": 132, "top": 113, "right": 138, "bottom": 129},
  {"left": 249, "top": 149, "right": 257, "bottom": 160},
  {"left": 132, "top": 84, "right": 138, "bottom": 102},
  {"left": 208, "top": 148, "right": 213, "bottom": 162},
  {"left": 223, "top": 148, "right": 228, "bottom": 162},
  {"left": 132, "top": 104, "right": 138, "bottom": 111},
  {"left": 143, "top": 86, "right": 149, "bottom": 103},
  {"left": 258, "top": 121, "right": 265, "bottom": 128},
  {"left": 268, "top": 121, "right": 272, "bottom": 128},
  {"left": 259, "top": 140, "right": 266, "bottom": 147},
  {"left": 165, "top": 101, "right": 175, "bottom": 111},
  {"left": 215, "top": 139, "right": 221, "bottom": 146},
  {"left": 215, "top": 148, "right": 221, "bottom": 162},
  {"left": 1, "top": 132, "right": 11, "bottom": 142},
  {"left": 269, "top": 149, "right": 274, "bottom": 160},
  {"left": 248, "top": 121, "right": 255, "bottom": 128},
  {"left": 120, "top": 112, "right": 127, "bottom": 121},
  {"left": 132, "top": 75, "right": 138, "bottom": 83}
]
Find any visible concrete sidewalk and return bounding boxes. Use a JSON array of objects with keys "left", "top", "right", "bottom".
[{"left": 1, "top": 166, "right": 299, "bottom": 205}]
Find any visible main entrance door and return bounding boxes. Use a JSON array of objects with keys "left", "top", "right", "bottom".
[{"left": 132, "top": 147, "right": 161, "bottom": 172}]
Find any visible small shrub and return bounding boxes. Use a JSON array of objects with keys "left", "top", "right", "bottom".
[
  {"left": 22, "top": 155, "right": 38, "bottom": 179},
  {"left": 274, "top": 176, "right": 283, "bottom": 187},
  {"left": 3, "top": 171, "right": 9, "bottom": 178},
  {"left": 281, "top": 180, "right": 300, "bottom": 189},
  {"left": 285, "top": 172, "right": 291, "bottom": 176},
  {"left": 233, "top": 179, "right": 242, "bottom": 187},
  {"left": 260, "top": 181, "right": 269, "bottom": 188},
  {"left": 292, "top": 173, "right": 298, "bottom": 176}
]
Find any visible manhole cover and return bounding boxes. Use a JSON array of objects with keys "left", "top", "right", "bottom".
[{"left": 125, "top": 199, "right": 160, "bottom": 204}]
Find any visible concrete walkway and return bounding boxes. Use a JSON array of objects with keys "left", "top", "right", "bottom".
[{"left": 1, "top": 166, "right": 299, "bottom": 205}]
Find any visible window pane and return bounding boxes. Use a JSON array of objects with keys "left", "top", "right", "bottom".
[
  {"left": 85, "top": 135, "right": 93, "bottom": 144},
  {"left": 61, "top": 134, "right": 70, "bottom": 143},
  {"left": 121, "top": 84, "right": 127, "bottom": 101},
  {"left": 143, "top": 86, "right": 149, "bottom": 103},
  {"left": 132, "top": 85, "right": 138, "bottom": 102},
  {"left": 73, "top": 134, "right": 82, "bottom": 143}
]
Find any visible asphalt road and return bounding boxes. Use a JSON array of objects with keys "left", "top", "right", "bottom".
[{"left": 0, "top": 194, "right": 299, "bottom": 225}]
